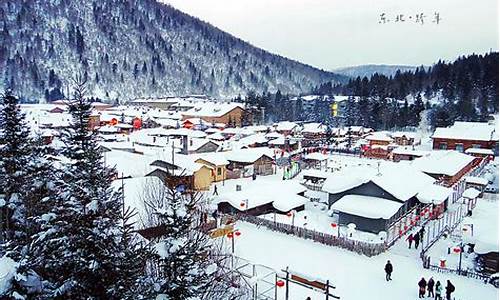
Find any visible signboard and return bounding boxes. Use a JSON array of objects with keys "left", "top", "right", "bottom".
[{"left": 209, "top": 224, "right": 234, "bottom": 238}]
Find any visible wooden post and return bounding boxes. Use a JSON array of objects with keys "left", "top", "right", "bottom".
[
  {"left": 285, "top": 267, "right": 289, "bottom": 300},
  {"left": 325, "top": 279, "right": 330, "bottom": 300}
]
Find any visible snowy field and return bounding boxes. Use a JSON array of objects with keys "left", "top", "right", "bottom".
[{"left": 230, "top": 221, "right": 498, "bottom": 300}]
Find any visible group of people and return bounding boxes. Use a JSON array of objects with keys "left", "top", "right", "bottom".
[
  {"left": 407, "top": 227, "right": 426, "bottom": 249},
  {"left": 384, "top": 260, "right": 456, "bottom": 300},
  {"left": 418, "top": 277, "right": 455, "bottom": 300}
]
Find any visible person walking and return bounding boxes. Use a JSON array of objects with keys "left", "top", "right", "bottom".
[
  {"left": 445, "top": 280, "right": 455, "bottom": 300},
  {"left": 414, "top": 232, "right": 421, "bottom": 249},
  {"left": 418, "top": 277, "right": 427, "bottom": 298},
  {"left": 427, "top": 277, "right": 435, "bottom": 298},
  {"left": 213, "top": 184, "right": 218, "bottom": 195},
  {"left": 406, "top": 233, "right": 414, "bottom": 249},
  {"left": 435, "top": 281, "right": 443, "bottom": 300},
  {"left": 419, "top": 227, "right": 426, "bottom": 244},
  {"left": 384, "top": 260, "right": 393, "bottom": 281}
]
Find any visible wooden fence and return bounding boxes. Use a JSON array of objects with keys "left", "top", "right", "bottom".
[
  {"left": 237, "top": 214, "right": 387, "bottom": 257},
  {"left": 427, "top": 264, "right": 490, "bottom": 282}
]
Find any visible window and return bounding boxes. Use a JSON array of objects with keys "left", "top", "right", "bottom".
[
  {"left": 455, "top": 143, "right": 464, "bottom": 152},
  {"left": 439, "top": 142, "right": 447, "bottom": 150},
  {"left": 472, "top": 144, "right": 481, "bottom": 149},
  {"left": 217, "top": 167, "right": 222, "bottom": 176}
]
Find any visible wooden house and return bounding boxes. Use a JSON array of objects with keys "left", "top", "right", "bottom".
[{"left": 432, "top": 121, "right": 498, "bottom": 154}]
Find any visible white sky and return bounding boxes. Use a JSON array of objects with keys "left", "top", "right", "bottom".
[{"left": 163, "top": 0, "right": 498, "bottom": 70}]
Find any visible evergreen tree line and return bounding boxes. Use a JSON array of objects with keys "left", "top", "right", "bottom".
[
  {"left": 0, "top": 81, "right": 242, "bottom": 299},
  {"left": 315, "top": 52, "right": 499, "bottom": 128},
  {"left": 242, "top": 53, "right": 498, "bottom": 129}
]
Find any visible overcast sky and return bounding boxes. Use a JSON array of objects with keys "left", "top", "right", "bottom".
[{"left": 163, "top": 0, "right": 498, "bottom": 70}]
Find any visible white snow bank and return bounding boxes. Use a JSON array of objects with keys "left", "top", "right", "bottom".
[{"left": 0, "top": 256, "right": 18, "bottom": 295}]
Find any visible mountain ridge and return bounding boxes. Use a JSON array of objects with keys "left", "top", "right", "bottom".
[{"left": 0, "top": 0, "right": 345, "bottom": 102}]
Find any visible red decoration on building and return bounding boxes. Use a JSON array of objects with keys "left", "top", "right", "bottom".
[
  {"left": 331, "top": 223, "right": 337, "bottom": 228},
  {"left": 453, "top": 247, "right": 461, "bottom": 253},
  {"left": 240, "top": 202, "right": 245, "bottom": 207},
  {"left": 287, "top": 212, "right": 293, "bottom": 217},
  {"left": 235, "top": 231, "right": 241, "bottom": 237},
  {"left": 276, "top": 280, "right": 285, "bottom": 287},
  {"left": 227, "top": 232, "right": 234, "bottom": 239},
  {"left": 404, "top": 225, "right": 408, "bottom": 231}
]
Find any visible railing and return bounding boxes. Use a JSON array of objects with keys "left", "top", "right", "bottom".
[
  {"left": 237, "top": 214, "right": 387, "bottom": 257},
  {"left": 427, "top": 264, "right": 490, "bottom": 282}
]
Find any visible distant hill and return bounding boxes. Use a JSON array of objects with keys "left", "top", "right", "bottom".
[
  {"left": 333, "top": 64, "right": 419, "bottom": 78},
  {"left": 0, "top": 0, "right": 345, "bottom": 102}
]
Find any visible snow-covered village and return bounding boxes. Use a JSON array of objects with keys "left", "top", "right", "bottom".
[{"left": 0, "top": 0, "right": 499, "bottom": 300}]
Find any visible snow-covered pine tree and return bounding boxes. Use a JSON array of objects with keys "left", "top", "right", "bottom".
[
  {"left": 0, "top": 90, "right": 32, "bottom": 244},
  {"left": 142, "top": 180, "right": 240, "bottom": 300},
  {"left": 29, "top": 77, "right": 129, "bottom": 298},
  {"left": 0, "top": 91, "right": 58, "bottom": 299}
]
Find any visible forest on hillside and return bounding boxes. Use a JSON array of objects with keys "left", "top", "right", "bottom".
[{"left": 243, "top": 53, "right": 499, "bottom": 129}]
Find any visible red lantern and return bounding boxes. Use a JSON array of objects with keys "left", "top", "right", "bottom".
[
  {"left": 276, "top": 280, "right": 285, "bottom": 287},
  {"left": 399, "top": 229, "right": 403, "bottom": 236},
  {"left": 453, "top": 247, "right": 461, "bottom": 253},
  {"left": 240, "top": 202, "right": 245, "bottom": 207},
  {"left": 331, "top": 223, "right": 337, "bottom": 228},
  {"left": 287, "top": 212, "right": 293, "bottom": 217},
  {"left": 227, "top": 232, "right": 234, "bottom": 239},
  {"left": 404, "top": 225, "right": 408, "bottom": 231},
  {"left": 420, "top": 211, "right": 425, "bottom": 217},
  {"left": 235, "top": 231, "right": 241, "bottom": 237},
  {"left": 424, "top": 207, "right": 429, "bottom": 213},
  {"left": 110, "top": 118, "right": 118, "bottom": 126}
]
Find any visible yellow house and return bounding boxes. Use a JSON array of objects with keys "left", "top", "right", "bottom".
[
  {"left": 194, "top": 153, "right": 229, "bottom": 182},
  {"left": 147, "top": 155, "right": 214, "bottom": 191}
]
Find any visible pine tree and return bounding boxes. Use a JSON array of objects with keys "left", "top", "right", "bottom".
[
  {"left": 0, "top": 90, "right": 32, "bottom": 243},
  {"left": 143, "top": 182, "right": 239, "bottom": 300},
  {"left": 29, "top": 77, "right": 128, "bottom": 298},
  {"left": 0, "top": 91, "right": 58, "bottom": 299}
]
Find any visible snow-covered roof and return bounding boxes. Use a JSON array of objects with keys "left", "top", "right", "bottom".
[
  {"left": 462, "top": 188, "right": 481, "bottom": 199},
  {"left": 416, "top": 184, "right": 452, "bottom": 204},
  {"left": 411, "top": 151, "right": 476, "bottom": 177},
  {"left": 391, "top": 132, "right": 417, "bottom": 139},
  {"left": 366, "top": 132, "right": 393, "bottom": 142},
  {"left": 464, "top": 176, "right": 489, "bottom": 186},
  {"left": 207, "top": 132, "right": 225, "bottom": 141},
  {"left": 331, "top": 195, "right": 403, "bottom": 219},
  {"left": 268, "top": 136, "right": 297, "bottom": 146},
  {"left": 303, "top": 152, "right": 329, "bottom": 161},
  {"left": 391, "top": 146, "right": 428, "bottom": 157},
  {"left": 194, "top": 152, "right": 229, "bottom": 166},
  {"left": 275, "top": 121, "right": 297, "bottom": 132},
  {"left": 182, "top": 102, "right": 244, "bottom": 118},
  {"left": 301, "top": 123, "right": 327, "bottom": 134},
  {"left": 322, "top": 162, "right": 435, "bottom": 201},
  {"left": 225, "top": 147, "right": 275, "bottom": 163},
  {"left": 466, "top": 201, "right": 499, "bottom": 254},
  {"left": 105, "top": 150, "right": 154, "bottom": 178},
  {"left": 265, "top": 131, "right": 283, "bottom": 139},
  {"left": 465, "top": 148, "right": 494, "bottom": 155},
  {"left": 215, "top": 180, "right": 306, "bottom": 212},
  {"left": 432, "top": 121, "right": 497, "bottom": 141}
]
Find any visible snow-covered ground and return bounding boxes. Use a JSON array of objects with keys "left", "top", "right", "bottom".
[{"left": 229, "top": 221, "right": 498, "bottom": 300}]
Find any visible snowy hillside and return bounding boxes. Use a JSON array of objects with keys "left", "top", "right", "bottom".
[
  {"left": 334, "top": 64, "right": 418, "bottom": 78},
  {"left": 0, "top": 0, "right": 345, "bottom": 102}
]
